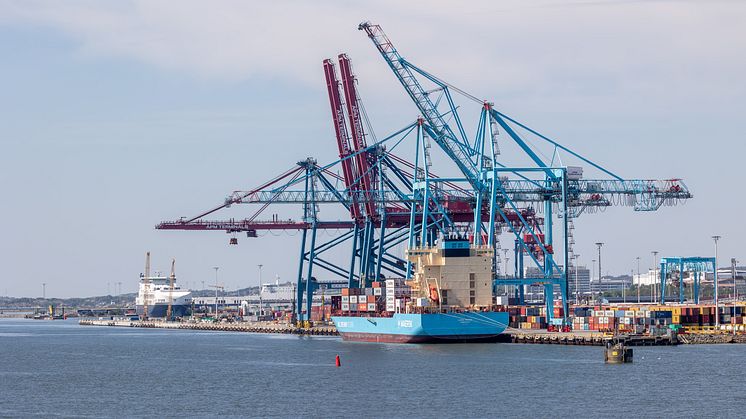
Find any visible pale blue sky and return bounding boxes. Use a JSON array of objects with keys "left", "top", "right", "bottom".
[{"left": 1, "top": 1, "right": 744, "bottom": 297}]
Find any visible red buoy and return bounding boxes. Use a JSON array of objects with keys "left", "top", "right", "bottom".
[{"left": 335, "top": 355, "right": 341, "bottom": 367}]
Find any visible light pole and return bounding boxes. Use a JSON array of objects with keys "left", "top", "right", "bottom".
[
  {"left": 502, "top": 248, "right": 510, "bottom": 294},
  {"left": 732, "top": 257, "right": 738, "bottom": 335},
  {"left": 592, "top": 259, "right": 596, "bottom": 299},
  {"left": 652, "top": 251, "right": 659, "bottom": 304},
  {"left": 595, "top": 243, "right": 604, "bottom": 297},
  {"left": 213, "top": 267, "right": 219, "bottom": 317},
  {"left": 636, "top": 256, "right": 641, "bottom": 304},
  {"left": 573, "top": 254, "right": 580, "bottom": 305},
  {"left": 624, "top": 269, "right": 631, "bottom": 304},
  {"left": 502, "top": 248, "right": 509, "bottom": 276},
  {"left": 712, "top": 235, "right": 720, "bottom": 327},
  {"left": 257, "top": 264, "right": 264, "bottom": 316}
]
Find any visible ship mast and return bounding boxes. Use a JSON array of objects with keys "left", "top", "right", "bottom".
[{"left": 166, "top": 258, "right": 175, "bottom": 320}]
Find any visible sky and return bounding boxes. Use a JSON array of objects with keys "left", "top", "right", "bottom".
[{"left": 1, "top": 0, "right": 745, "bottom": 297}]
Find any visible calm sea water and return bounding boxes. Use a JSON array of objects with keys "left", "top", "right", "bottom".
[{"left": 1, "top": 318, "right": 743, "bottom": 418}]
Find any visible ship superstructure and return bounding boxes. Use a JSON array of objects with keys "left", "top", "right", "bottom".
[{"left": 405, "top": 236, "right": 494, "bottom": 309}]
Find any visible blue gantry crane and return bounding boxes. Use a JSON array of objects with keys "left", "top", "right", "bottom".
[
  {"left": 659, "top": 257, "right": 716, "bottom": 304},
  {"left": 157, "top": 22, "right": 693, "bottom": 325},
  {"left": 358, "top": 21, "right": 692, "bottom": 321}
]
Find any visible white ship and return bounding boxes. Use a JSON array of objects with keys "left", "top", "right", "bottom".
[{"left": 135, "top": 253, "right": 192, "bottom": 318}]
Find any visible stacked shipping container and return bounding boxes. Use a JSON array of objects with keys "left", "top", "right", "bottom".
[{"left": 339, "top": 280, "right": 411, "bottom": 315}]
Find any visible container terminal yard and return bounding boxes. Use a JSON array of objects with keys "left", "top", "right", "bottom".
[{"left": 78, "top": 22, "right": 744, "bottom": 345}]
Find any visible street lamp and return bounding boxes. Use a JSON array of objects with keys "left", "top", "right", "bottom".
[
  {"left": 732, "top": 257, "right": 738, "bottom": 336},
  {"left": 625, "top": 269, "right": 632, "bottom": 303},
  {"left": 652, "top": 251, "right": 659, "bottom": 304},
  {"left": 573, "top": 254, "right": 580, "bottom": 305},
  {"left": 595, "top": 243, "right": 604, "bottom": 296},
  {"left": 502, "top": 248, "right": 510, "bottom": 277},
  {"left": 592, "top": 259, "right": 596, "bottom": 299},
  {"left": 502, "top": 248, "right": 510, "bottom": 294},
  {"left": 712, "top": 235, "right": 721, "bottom": 327},
  {"left": 257, "top": 264, "right": 264, "bottom": 316},
  {"left": 213, "top": 267, "right": 219, "bottom": 316},
  {"left": 636, "top": 256, "right": 641, "bottom": 304}
]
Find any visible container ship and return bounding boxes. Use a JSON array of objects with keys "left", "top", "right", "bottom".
[{"left": 331, "top": 237, "right": 509, "bottom": 343}]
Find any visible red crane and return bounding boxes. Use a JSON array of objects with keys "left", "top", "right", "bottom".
[
  {"left": 338, "top": 54, "right": 378, "bottom": 221},
  {"left": 323, "top": 58, "right": 363, "bottom": 222}
]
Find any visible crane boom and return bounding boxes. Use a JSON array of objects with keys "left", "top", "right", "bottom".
[
  {"left": 358, "top": 22, "right": 479, "bottom": 186},
  {"left": 338, "top": 54, "right": 378, "bottom": 220},
  {"left": 323, "top": 58, "right": 362, "bottom": 221}
]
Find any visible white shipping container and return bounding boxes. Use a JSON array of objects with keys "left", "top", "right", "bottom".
[
  {"left": 374, "top": 288, "right": 382, "bottom": 296},
  {"left": 341, "top": 303, "right": 350, "bottom": 311},
  {"left": 604, "top": 310, "right": 614, "bottom": 317},
  {"left": 624, "top": 311, "right": 635, "bottom": 317},
  {"left": 350, "top": 296, "right": 358, "bottom": 304},
  {"left": 341, "top": 296, "right": 349, "bottom": 303},
  {"left": 367, "top": 303, "right": 376, "bottom": 311}
]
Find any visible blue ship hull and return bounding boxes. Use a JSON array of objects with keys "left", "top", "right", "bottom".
[{"left": 332, "top": 312, "right": 509, "bottom": 343}]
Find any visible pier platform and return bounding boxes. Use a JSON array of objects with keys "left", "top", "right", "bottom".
[
  {"left": 79, "top": 319, "right": 338, "bottom": 336},
  {"left": 505, "top": 330, "right": 678, "bottom": 346}
]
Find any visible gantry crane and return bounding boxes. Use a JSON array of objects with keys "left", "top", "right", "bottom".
[
  {"left": 358, "top": 21, "right": 692, "bottom": 319},
  {"left": 157, "top": 22, "right": 692, "bottom": 324}
]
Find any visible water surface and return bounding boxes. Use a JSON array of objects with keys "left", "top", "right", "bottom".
[{"left": 1, "top": 319, "right": 742, "bottom": 418}]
